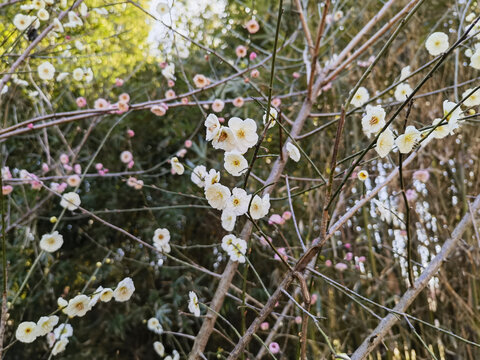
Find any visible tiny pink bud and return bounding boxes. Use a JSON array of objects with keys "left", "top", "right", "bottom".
[
  {"left": 95, "top": 163, "right": 103, "bottom": 170},
  {"left": 249, "top": 52, "right": 257, "bottom": 61},
  {"left": 184, "top": 140, "right": 193, "bottom": 148},
  {"left": 126, "top": 129, "right": 135, "bottom": 138},
  {"left": 27, "top": 123, "right": 34, "bottom": 129},
  {"left": 41, "top": 163, "right": 49, "bottom": 173},
  {"left": 115, "top": 78, "right": 124, "bottom": 87},
  {"left": 127, "top": 160, "right": 134, "bottom": 169}
]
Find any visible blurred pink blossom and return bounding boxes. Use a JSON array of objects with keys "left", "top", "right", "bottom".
[
  {"left": 2, "top": 185, "right": 13, "bottom": 195},
  {"left": 413, "top": 169, "right": 430, "bottom": 183},
  {"left": 42, "top": 163, "right": 49, "bottom": 173},
  {"left": 249, "top": 52, "right": 257, "bottom": 61},
  {"left": 260, "top": 322, "right": 269, "bottom": 331},
  {"left": 268, "top": 214, "right": 285, "bottom": 225},
  {"left": 127, "top": 129, "right": 135, "bottom": 138},
  {"left": 115, "top": 78, "right": 124, "bottom": 87},
  {"left": 282, "top": 211, "right": 292, "bottom": 220},
  {"left": 269, "top": 342, "right": 280, "bottom": 354},
  {"left": 345, "top": 252, "right": 353, "bottom": 261},
  {"left": 184, "top": 140, "right": 193, "bottom": 148},
  {"left": 76, "top": 97, "right": 87, "bottom": 108},
  {"left": 335, "top": 262, "right": 348, "bottom": 271}
]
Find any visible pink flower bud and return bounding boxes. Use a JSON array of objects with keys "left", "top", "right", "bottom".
[
  {"left": 74, "top": 164, "right": 81, "bottom": 174},
  {"left": 249, "top": 52, "right": 257, "bottom": 61},
  {"left": 260, "top": 322, "right": 269, "bottom": 331},
  {"left": 184, "top": 139, "right": 192, "bottom": 148},
  {"left": 115, "top": 78, "right": 124, "bottom": 87},
  {"left": 95, "top": 163, "right": 103, "bottom": 170},
  {"left": 282, "top": 211, "right": 292, "bottom": 220},
  {"left": 42, "top": 163, "right": 49, "bottom": 173},
  {"left": 127, "top": 160, "right": 134, "bottom": 169},
  {"left": 168, "top": 80, "right": 175, "bottom": 87},
  {"left": 27, "top": 123, "right": 34, "bottom": 129},
  {"left": 345, "top": 252, "right": 353, "bottom": 261},
  {"left": 127, "top": 129, "right": 135, "bottom": 138},
  {"left": 76, "top": 97, "right": 87, "bottom": 108},
  {"left": 293, "top": 72, "right": 300, "bottom": 79}
]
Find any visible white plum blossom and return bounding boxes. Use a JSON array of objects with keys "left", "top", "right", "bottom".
[
  {"left": 40, "top": 231, "right": 64, "bottom": 252},
  {"left": 191, "top": 165, "right": 207, "bottom": 188},
  {"left": 224, "top": 151, "right": 248, "bottom": 177},
  {"left": 222, "top": 235, "right": 247, "bottom": 263},
  {"left": 470, "top": 48, "right": 480, "bottom": 69},
  {"left": 161, "top": 63, "right": 175, "bottom": 80},
  {"left": 154, "top": 341, "right": 165, "bottom": 356},
  {"left": 226, "top": 188, "right": 251, "bottom": 216},
  {"left": 443, "top": 100, "right": 463, "bottom": 133},
  {"left": 147, "top": 317, "right": 163, "bottom": 335},
  {"left": 462, "top": 88, "right": 480, "bottom": 107},
  {"left": 249, "top": 194, "right": 270, "bottom": 220},
  {"left": 350, "top": 87, "right": 369, "bottom": 107},
  {"left": 52, "top": 338, "right": 69, "bottom": 355},
  {"left": 212, "top": 126, "right": 237, "bottom": 151},
  {"left": 188, "top": 291, "right": 200, "bottom": 317},
  {"left": 54, "top": 323, "right": 73, "bottom": 339},
  {"left": 395, "top": 125, "right": 420, "bottom": 153},
  {"left": 399, "top": 66, "right": 411, "bottom": 81},
  {"left": 221, "top": 210, "right": 236, "bottom": 231},
  {"left": 430, "top": 118, "right": 449, "bottom": 139},
  {"left": 153, "top": 228, "right": 171, "bottom": 253},
  {"left": 263, "top": 108, "right": 278, "bottom": 129},
  {"left": 394, "top": 83, "right": 413, "bottom": 102},
  {"left": 205, "top": 114, "right": 220, "bottom": 141},
  {"left": 15, "top": 322, "right": 37, "bottom": 343},
  {"left": 228, "top": 117, "right": 258, "bottom": 153},
  {"left": 170, "top": 157, "right": 184, "bottom": 175},
  {"left": 286, "top": 142, "right": 301, "bottom": 162},
  {"left": 35, "top": 316, "right": 59, "bottom": 336},
  {"left": 375, "top": 129, "right": 395, "bottom": 158},
  {"left": 60, "top": 192, "right": 81, "bottom": 211},
  {"left": 205, "top": 183, "right": 231, "bottom": 210},
  {"left": 113, "top": 277, "right": 135, "bottom": 302},
  {"left": 361, "top": 105, "right": 386, "bottom": 136},
  {"left": 38, "top": 61, "right": 55, "bottom": 80},
  {"left": 65, "top": 294, "right": 92, "bottom": 317},
  {"left": 204, "top": 169, "right": 221, "bottom": 187},
  {"left": 425, "top": 32, "right": 449, "bottom": 56}
]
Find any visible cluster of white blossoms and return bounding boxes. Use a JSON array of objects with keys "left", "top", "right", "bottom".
[
  {"left": 359, "top": 91, "right": 464, "bottom": 157},
  {"left": 221, "top": 234, "right": 247, "bottom": 263},
  {"left": 15, "top": 315, "right": 59, "bottom": 343},
  {"left": 152, "top": 228, "right": 171, "bottom": 253},
  {"left": 205, "top": 114, "right": 258, "bottom": 154},
  {"left": 147, "top": 317, "right": 163, "bottom": 335},
  {"left": 154, "top": 343, "right": 179, "bottom": 360}
]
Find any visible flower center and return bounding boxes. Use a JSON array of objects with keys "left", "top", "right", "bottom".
[
  {"left": 369, "top": 116, "right": 379, "bottom": 126},
  {"left": 233, "top": 160, "right": 240, "bottom": 166}
]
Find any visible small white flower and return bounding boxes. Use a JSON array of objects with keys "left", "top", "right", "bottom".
[
  {"left": 170, "top": 157, "right": 184, "bottom": 175},
  {"left": 262, "top": 108, "right": 278, "bottom": 129},
  {"left": 394, "top": 83, "right": 413, "bottom": 102},
  {"left": 57, "top": 297, "right": 68, "bottom": 313},
  {"left": 113, "top": 277, "right": 135, "bottom": 302},
  {"left": 53, "top": 323, "right": 73, "bottom": 339},
  {"left": 13, "top": 14, "right": 35, "bottom": 30},
  {"left": 212, "top": 127, "right": 237, "bottom": 152},
  {"left": 67, "top": 174, "right": 81, "bottom": 187},
  {"left": 60, "top": 192, "right": 81, "bottom": 211},
  {"left": 154, "top": 341, "right": 165, "bottom": 356},
  {"left": 222, "top": 236, "right": 247, "bottom": 263},
  {"left": 188, "top": 291, "right": 200, "bottom": 317},
  {"left": 191, "top": 165, "right": 207, "bottom": 188},
  {"left": 470, "top": 48, "right": 480, "bottom": 69},
  {"left": 37, "top": 8, "right": 49, "bottom": 21},
  {"left": 161, "top": 62, "right": 175, "bottom": 80},
  {"left": 249, "top": 194, "right": 270, "bottom": 220},
  {"left": 36, "top": 316, "right": 59, "bottom": 336},
  {"left": 89, "top": 286, "right": 104, "bottom": 307},
  {"left": 228, "top": 117, "right": 258, "bottom": 153},
  {"left": 211, "top": 99, "right": 225, "bottom": 113},
  {"left": 350, "top": 87, "right": 369, "bottom": 107},
  {"left": 462, "top": 88, "right": 480, "bottom": 107},
  {"left": 15, "top": 322, "right": 37, "bottom": 343},
  {"left": 443, "top": 100, "right": 463, "bottom": 133},
  {"left": 224, "top": 151, "right": 248, "bottom": 177},
  {"left": 72, "top": 68, "right": 84, "bottom": 81},
  {"left": 120, "top": 150, "right": 133, "bottom": 164},
  {"left": 431, "top": 118, "right": 449, "bottom": 139},
  {"left": 357, "top": 170, "right": 368, "bottom": 181},
  {"left": 395, "top": 125, "right": 420, "bottom": 153},
  {"left": 100, "top": 288, "right": 114, "bottom": 302},
  {"left": 156, "top": 1, "right": 170, "bottom": 16},
  {"left": 286, "top": 142, "right": 301, "bottom": 162},
  {"left": 52, "top": 18, "right": 64, "bottom": 33},
  {"left": 205, "top": 183, "right": 231, "bottom": 210},
  {"left": 65, "top": 294, "right": 91, "bottom": 317},
  {"left": 399, "top": 66, "right": 411, "bottom": 81},
  {"left": 361, "top": 105, "right": 386, "bottom": 136},
  {"left": 205, "top": 114, "right": 221, "bottom": 141},
  {"left": 153, "top": 228, "right": 170, "bottom": 244},
  {"left": 226, "top": 188, "right": 251, "bottom": 216},
  {"left": 52, "top": 338, "right": 69, "bottom": 355},
  {"left": 56, "top": 72, "right": 69, "bottom": 82},
  {"left": 221, "top": 210, "right": 236, "bottom": 231},
  {"left": 204, "top": 169, "right": 221, "bottom": 187},
  {"left": 147, "top": 318, "right": 163, "bottom": 335},
  {"left": 40, "top": 231, "right": 64, "bottom": 252},
  {"left": 79, "top": 2, "right": 88, "bottom": 16},
  {"left": 38, "top": 61, "right": 55, "bottom": 80},
  {"left": 425, "top": 32, "right": 449, "bottom": 56},
  {"left": 65, "top": 11, "right": 83, "bottom": 27},
  {"left": 375, "top": 129, "right": 395, "bottom": 158}
]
